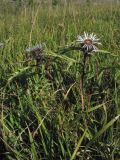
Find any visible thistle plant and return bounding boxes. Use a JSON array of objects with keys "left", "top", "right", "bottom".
[{"left": 77, "top": 32, "right": 101, "bottom": 111}]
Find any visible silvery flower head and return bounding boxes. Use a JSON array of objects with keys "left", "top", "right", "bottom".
[
  {"left": 25, "top": 44, "right": 43, "bottom": 60},
  {"left": 77, "top": 32, "right": 101, "bottom": 54},
  {"left": 26, "top": 44, "right": 43, "bottom": 54}
]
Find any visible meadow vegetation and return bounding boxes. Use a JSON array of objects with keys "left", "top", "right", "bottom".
[{"left": 0, "top": 1, "right": 120, "bottom": 159}]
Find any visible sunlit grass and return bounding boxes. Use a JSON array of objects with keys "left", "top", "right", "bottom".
[{"left": 0, "top": 1, "right": 120, "bottom": 159}]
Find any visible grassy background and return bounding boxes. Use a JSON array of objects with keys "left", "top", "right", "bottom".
[{"left": 0, "top": 1, "right": 120, "bottom": 160}]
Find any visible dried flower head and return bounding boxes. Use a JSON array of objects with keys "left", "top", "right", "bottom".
[
  {"left": 77, "top": 32, "right": 101, "bottom": 54},
  {"left": 25, "top": 44, "right": 43, "bottom": 60}
]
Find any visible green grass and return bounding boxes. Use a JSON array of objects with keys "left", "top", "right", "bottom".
[{"left": 0, "top": 1, "right": 120, "bottom": 160}]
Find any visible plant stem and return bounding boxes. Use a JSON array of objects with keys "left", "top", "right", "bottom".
[{"left": 80, "top": 53, "right": 87, "bottom": 111}]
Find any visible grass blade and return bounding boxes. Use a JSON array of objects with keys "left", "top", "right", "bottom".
[{"left": 70, "top": 129, "right": 87, "bottom": 160}]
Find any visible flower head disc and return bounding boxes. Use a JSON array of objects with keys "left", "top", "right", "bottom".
[
  {"left": 77, "top": 32, "right": 101, "bottom": 54},
  {"left": 84, "top": 39, "right": 93, "bottom": 45}
]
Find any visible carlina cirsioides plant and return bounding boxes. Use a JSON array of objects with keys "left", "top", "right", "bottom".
[{"left": 77, "top": 32, "right": 101, "bottom": 111}]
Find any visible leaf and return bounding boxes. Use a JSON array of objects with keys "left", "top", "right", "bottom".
[
  {"left": 7, "top": 66, "right": 31, "bottom": 83},
  {"left": 94, "top": 50, "right": 110, "bottom": 54},
  {"left": 83, "top": 115, "right": 120, "bottom": 158},
  {"left": 87, "top": 102, "right": 109, "bottom": 113},
  {"left": 47, "top": 51, "right": 77, "bottom": 63},
  {"left": 70, "top": 129, "right": 87, "bottom": 160},
  {"left": 28, "top": 127, "right": 38, "bottom": 160},
  {"left": 92, "top": 115, "right": 119, "bottom": 140}
]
